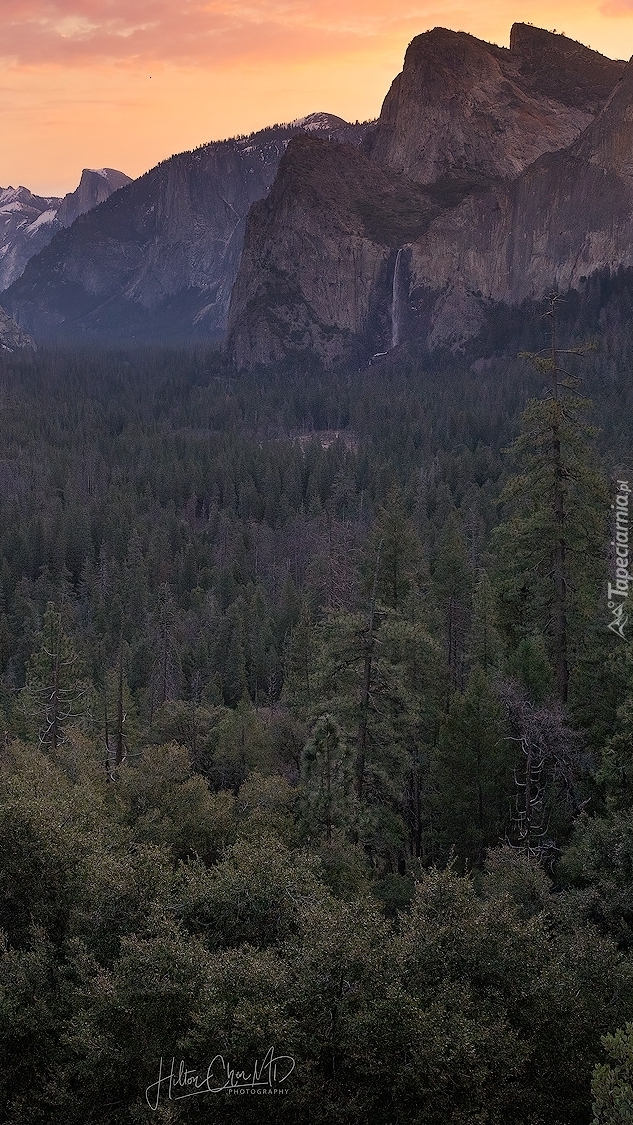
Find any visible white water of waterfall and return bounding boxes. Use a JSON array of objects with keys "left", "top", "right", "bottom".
[{"left": 391, "top": 247, "right": 405, "bottom": 349}]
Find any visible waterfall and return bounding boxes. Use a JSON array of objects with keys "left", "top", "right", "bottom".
[{"left": 391, "top": 247, "right": 406, "bottom": 349}]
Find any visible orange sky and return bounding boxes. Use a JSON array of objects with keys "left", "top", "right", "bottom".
[{"left": 3, "top": 0, "right": 633, "bottom": 196}]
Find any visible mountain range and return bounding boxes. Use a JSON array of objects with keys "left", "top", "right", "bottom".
[
  {"left": 3, "top": 25, "right": 633, "bottom": 364},
  {"left": 0, "top": 168, "right": 131, "bottom": 294},
  {"left": 227, "top": 23, "right": 629, "bottom": 367},
  {"left": 0, "top": 115, "right": 366, "bottom": 347}
]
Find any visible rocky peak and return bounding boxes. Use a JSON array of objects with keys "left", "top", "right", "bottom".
[
  {"left": 291, "top": 112, "right": 351, "bottom": 132},
  {"left": 0, "top": 167, "right": 132, "bottom": 293},
  {"left": 572, "top": 55, "right": 633, "bottom": 177},
  {"left": 509, "top": 23, "right": 625, "bottom": 110},
  {"left": 365, "top": 24, "right": 624, "bottom": 189},
  {"left": 56, "top": 168, "right": 132, "bottom": 228}
]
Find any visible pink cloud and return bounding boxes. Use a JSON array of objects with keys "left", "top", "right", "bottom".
[
  {"left": 601, "top": 0, "right": 633, "bottom": 12},
  {"left": 0, "top": 0, "right": 434, "bottom": 66}
]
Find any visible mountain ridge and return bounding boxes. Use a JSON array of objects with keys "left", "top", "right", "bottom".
[
  {"left": 404, "top": 49, "right": 633, "bottom": 348},
  {"left": 0, "top": 168, "right": 132, "bottom": 293},
  {"left": 1, "top": 115, "right": 370, "bottom": 344},
  {"left": 4, "top": 27, "right": 633, "bottom": 363},
  {"left": 228, "top": 23, "right": 630, "bottom": 368}
]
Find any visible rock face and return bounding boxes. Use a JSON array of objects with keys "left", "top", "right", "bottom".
[
  {"left": 406, "top": 52, "right": 633, "bottom": 346},
  {"left": 228, "top": 24, "right": 628, "bottom": 368},
  {"left": 0, "top": 187, "right": 60, "bottom": 293},
  {"left": 0, "top": 169, "right": 131, "bottom": 292},
  {"left": 6, "top": 26, "right": 630, "bottom": 362},
  {"left": 55, "top": 168, "right": 132, "bottom": 228},
  {"left": 0, "top": 305, "right": 35, "bottom": 351},
  {"left": 3, "top": 115, "right": 367, "bottom": 344},
  {"left": 364, "top": 24, "right": 623, "bottom": 187},
  {"left": 227, "top": 135, "right": 440, "bottom": 367}
]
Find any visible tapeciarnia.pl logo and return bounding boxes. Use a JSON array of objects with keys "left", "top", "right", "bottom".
[{"left": 607, "top": 476, "right": 632, "bottom": 640}]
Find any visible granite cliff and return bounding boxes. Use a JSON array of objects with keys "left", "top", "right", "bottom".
[
  {"left": 6, "top": 24, "right": 632, "bottom": 362},
  {"left": 228, "top": 24, "right": 629, "bottom": 368},
  {"left": 3, "top": 115, "right": 367, "bottom": 344},
  {"left": 0, "top": 306, "right": 35, "bottom": 351},
  {"left": 0, "top": 168, "right": 131, "bottom": 293},
  {"left": 365, "top": 24, "right": 623, "bottom": 186},
  {"left": 227, "top": 135, "right": 441, "bottom": 368},
  {"left": 407, "top": 49, "right": 633, "bottom": 347}
]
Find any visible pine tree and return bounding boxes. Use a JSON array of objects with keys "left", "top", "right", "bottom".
[
  {"left": 431, "top": 512, "right": 473, "bottom": 696},
  {"left": 146, "top": 584, "right": 181, "bottom": 721},
  {"left": 363, "top": 485, "right": 424, "bottom": 612},
  {"left": 21, "top": 602, "right": 92, "bottom": 752},
  {"left": 467, "top": 570, "right": 503, "bottom": 673},
  {"left": 282, "top": 599, "right": 314, "bottom": 717},
  {"left": 304, "top": 594, "right": 442, "bottom": 866},
  {"left": 492, "top": 295, "right": 609, "bottom": 703},
  {"left": 300, "top": 714, "right": 357, "bottom": 843},
  {"left": 596, "top": 671, "right": 633, "bottom": 811},
  {"left": 431, "top": 666, "right": 511, "bottom": 868}
]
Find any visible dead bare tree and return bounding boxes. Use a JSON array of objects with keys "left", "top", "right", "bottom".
[
  {"left": 105, "top": 643, "right": 128, "bottom": 782},
  {"left": 499, "top": 679, "right": 584, "bottom": 862}
]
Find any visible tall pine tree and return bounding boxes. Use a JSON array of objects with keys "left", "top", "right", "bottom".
[{"left": 492, "top": 296, "right": 608, "bottom": 703}]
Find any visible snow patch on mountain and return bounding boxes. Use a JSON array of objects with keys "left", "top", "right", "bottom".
[
  {"left": 0, "top": 168, "right": 131, "bottom": 292},
  {"left": 290, "top": 112, "right": 351, "bottom": 131},
  {"left": 27, "top": 210, "right": 57, "bottom": 232}
]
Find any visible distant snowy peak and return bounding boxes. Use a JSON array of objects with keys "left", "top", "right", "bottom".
[
  {"left": 291, "top": 112, "right": 354, "bottom": 131},
  {"left": 0, "top": 187, "right": 21, "bottom": 206},
  {"left": 27, "top": 210, "right": 57, "bottom": 232},
  {"left": 0, "top": 185, "right": 61, "bottom": 212},
  {"left": 86, "top": 168, "right": 133, "bottom": 190},
  {"left": 0, "top": 167, "right": 132, "bottom": 292},
  {"left": 56, "top": 167, "right": 133, "bottom": 228},
  {"left": 1, "top": 115, "right": 372, "bottom": 345},
  {"left": 230, "top": 112, "right": 371, "bottom": 164}
]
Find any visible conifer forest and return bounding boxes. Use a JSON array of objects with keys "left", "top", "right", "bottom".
[{"left": 3, "top": 278, "right": 633, "bottom": 1123}]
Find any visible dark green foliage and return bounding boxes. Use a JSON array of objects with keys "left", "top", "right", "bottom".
[
  {"left": 592, "top": 1023, "right": 633, "bottom": 1124},
  {"left": 431, "top": 666, "right": 512, "bottom": 868},
  {"left": 113, "top": 742, "right": 236, "bottom": 862},
  {"left": 20, "top": 602, "right": 94, "bottom": 751},
  {"left": 299, "top": 713, "right": 357, "bottom": 843},
  {"left": 559, "top": 810, "right": 633, "bottom": 949},
  {"left": 490, "top": 323, "right": 609, "bottom": 703},
  {"left": 2, "top": 744, "right": 629, "bottom": 1125},
  {"left": 363, "top": 484, "right": 425, "bottom": 611},
  {"left": 0, "top": 299, "right": 632, "bottom": 1122}
]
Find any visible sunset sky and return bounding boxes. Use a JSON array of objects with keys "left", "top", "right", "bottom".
[{"left": 4, "top": 0, "right": 633, "bottom": 196}]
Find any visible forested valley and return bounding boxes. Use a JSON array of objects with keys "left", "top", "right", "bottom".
[{"left": 3, "top": 277, "right": 633, "bottom": 1123}]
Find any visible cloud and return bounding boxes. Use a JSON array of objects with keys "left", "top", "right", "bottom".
[
  {"left": 10, "top": 0, "right": 618, "bottom": 71},
  {"left": 600, "top": 0, "right": 633, "bottom": 14},
  {"left": 0, "top": 0, "right": 454, "bottom": 66}
]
